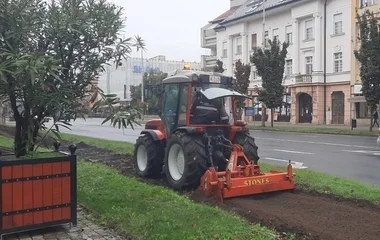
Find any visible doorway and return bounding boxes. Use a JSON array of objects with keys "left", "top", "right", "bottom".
[
  {"left": 298, "top": 93, "right": 313, "bottom": 123},
  {"left": 331, "top": 91, "right": 345, "bottom": 124}
]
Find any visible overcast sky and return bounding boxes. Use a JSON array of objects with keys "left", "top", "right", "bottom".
[{"left": 113, "top": 0, "right": 230, "bottom": 63}]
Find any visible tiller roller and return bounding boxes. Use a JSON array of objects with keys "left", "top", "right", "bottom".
[{"left": 198, "top": 134, "right": 295, "bottom": 203}]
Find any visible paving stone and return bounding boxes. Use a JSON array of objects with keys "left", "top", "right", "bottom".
[{"left": 3, "top": 210, "right": 124, "bottom": 240}]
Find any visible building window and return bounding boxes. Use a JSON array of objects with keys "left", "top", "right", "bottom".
[
  {"left": 223, "top": 42, "right": 227, "bottom": 57},
  {"left": 251, "top": 66, "right": 258, "bottom": 80},
  {"left": 236, "top": 37, "right": 242, "bottom": 54},
  {"left": 360, "top": 0, "right": 376, "bottom": 8},
  {"left": 251, "top": 33, "right": 257, "bottom": 50},
  {"left": 334, "top": 52, "right": 343, "bottom": 72},
  {"left": 286, "top": 60, "right": 292, "bottom": 76},
  {"left": 252, "top": 71, "right": 257, "bottom": 80},
  {"left": 305, "top": 56, "right": 313, "bottom": 74},
  {"left": 333, "top": 13, "right": 343, "bottom": 35},
  {"left": 356, "top": 102, "right": 371, "bottom": 118},
  {"left": 273, "top": 28, "right": 279, "bottom": 42},
  {"left": 305, "top": 19, "right": 313, "bottom": 40},
  {"left": 285, "top": 25, "right": 292, "bottom": 44},
  {"left": 264, "top": 31, "right": 269, "bottom": 47}
]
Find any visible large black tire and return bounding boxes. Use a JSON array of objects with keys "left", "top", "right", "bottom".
[
  {"left": 163, "top": 132, "right": 208, "bottom": 190},
  {"left": 233, "top": 132, "right": 260, "bottom": 165},
  {"left": 133, "top": 134, "right": 165, "bottom": 178}
]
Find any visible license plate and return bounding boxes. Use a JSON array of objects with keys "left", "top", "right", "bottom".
[{"left": 209, "top": 75, "right": 221, "bottom": 83}]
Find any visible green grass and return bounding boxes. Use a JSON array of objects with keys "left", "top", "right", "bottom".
[
  {"left": 0, "top": 135, "right": 60, "bottom": 159},
  {"left": 57, "top": 132, "right": 135, "bottom": 154},
  {"left": 248, "top": 125, "right": 378, "bottom": 136},
  {"left": 58, "top": 133, "right": 380, "bottom": 205},
  {"left": 77, "top": 160, "right": 279, "bottom": 240},
  {"left": 259, "top": 163, "right": 380, "bottom": 204},
  {"left": 0, "top": 134, "right": 282, "bottom": 240},
  {"left": 0, "top": 135, "right": 13, "bottom": 148}
]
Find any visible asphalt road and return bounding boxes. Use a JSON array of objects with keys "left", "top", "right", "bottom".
[{"left": 56, "top": 118, "right": 380, "bottom": 186}]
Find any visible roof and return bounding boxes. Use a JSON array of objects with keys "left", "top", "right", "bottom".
[
  {"left": 162, "top": 70, "right": 233, "bottom": 84},
  {"left": 210, "top": 5, "right": 242, "bottom": 23},
  {"left": 220, "top": 0, "right": 300, "bottom": 25}
]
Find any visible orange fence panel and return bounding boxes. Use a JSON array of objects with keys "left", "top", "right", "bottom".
[{"left": 0, "top": 150, "right": 77, "bottom": 239}]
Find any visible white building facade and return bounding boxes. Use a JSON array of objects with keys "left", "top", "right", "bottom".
[
  {"left": 98, "top": 55, "right": 201, "bottom": 101},
  {"left": 201, "top": 0, "right": 352, "bottom": 125}
]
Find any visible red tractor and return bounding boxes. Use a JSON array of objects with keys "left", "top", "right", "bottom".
[{"left": 133, "top": 70, "right": 295, "bottom": 202}]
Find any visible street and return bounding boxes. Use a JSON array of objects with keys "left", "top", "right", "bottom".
[{"left": 56, "top": 118, "right": 380, "bottom": 186}]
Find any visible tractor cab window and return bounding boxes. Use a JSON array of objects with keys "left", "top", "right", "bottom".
[
  {"left": 162, "top": 84, "right": 179, "bottom": 132},
  {"left": 178, "top": 84, "right": 188, "bottom": 126},
  {"left": 190, "top": 87, "right": 230, "bottom": 125}
]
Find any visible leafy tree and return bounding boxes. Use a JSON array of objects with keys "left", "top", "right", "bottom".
[
  {"left": 250, "top": 39, "right": 289, "bottom": 127},
  {"left": 233, "top": 60, "right": 251, "bottom": 119},
  {"left": 130, "top": 70, "right": 168, "bottom": 114},
  {"left": 214, "top": 59, "right": 225, "bottom": 73},
  {"left": 0, "top": 0, "right": 142, "bottom": 157},
  {"left": 354, "top": 9, "right": 380, "bottom": 131}
]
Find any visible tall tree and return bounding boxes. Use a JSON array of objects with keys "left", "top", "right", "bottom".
[
  {"left": 250, "top": 39, "right": 289, "bottom": 127},
  {"left": 134, "top": 35, "right": 147, "bottom": 103},
  {"left": 354, "top": 9, "right": 380, "bottom": 131},
  {"left": 233, "top": 60, "right": 251, "bottom": 120},
  {"left": 214, "top": 59, "right": 225, "bottom": 73},
  {"left": 0, "top": 0, "right": 141, "bottom": 157}
]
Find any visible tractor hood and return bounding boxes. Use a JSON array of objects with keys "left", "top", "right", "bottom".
[{"left": 200, "top": 88, "right": 251, "bottom": 100}]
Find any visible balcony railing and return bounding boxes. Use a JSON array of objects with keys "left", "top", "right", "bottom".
[{"left": 295, "top": 74, "right": 312, "bottom": 83}]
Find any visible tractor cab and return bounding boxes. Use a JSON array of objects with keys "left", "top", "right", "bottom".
[{"left": 154, "top": 70, "right": 250, "bottom": 139}]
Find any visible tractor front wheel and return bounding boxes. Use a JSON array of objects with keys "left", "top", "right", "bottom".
[
  {"left": 133, "top": 134, "right": 164, "bottom": 178},
  {"left": 233, "top": 132, "right": 260, "bottom": 165},
  {"left": 163, "top": 132, "right": 208, "bottom": 190}
]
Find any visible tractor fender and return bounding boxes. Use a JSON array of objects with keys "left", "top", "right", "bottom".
[{"left": 141, "top": 130, "right": 165, "bottom": 141}]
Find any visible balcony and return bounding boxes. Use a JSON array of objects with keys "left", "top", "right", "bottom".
[
  {"left": 201, "top": 55, "right": 217, "bottom": 70},
  {"left": 201, "top": 23, "right": 217, "bottom": 48},
  {"left": 295, "top": 74, "right": 312, "bottom": 83}
]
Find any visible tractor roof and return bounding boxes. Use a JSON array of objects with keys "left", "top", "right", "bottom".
[{"left": 162, "top": 70, "right": 233, "bottom": 84}]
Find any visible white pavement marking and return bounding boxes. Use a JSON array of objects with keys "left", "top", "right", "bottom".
[
  {"left": 255, "top": 137, "right": 378, "bottom": 149},
  {"left": 265, "top": 157, "right": 308, "bottom": 169},
  {"left": 342, "top": 150, "right": 380, "bottom": 155},
  {"left": 272, "top": 149, "right": 314, "bottom": 155}
]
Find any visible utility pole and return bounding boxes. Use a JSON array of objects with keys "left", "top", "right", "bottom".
[
  {"left": 141, "top": 50, "right": 144, "bottom": 103},
  {"left": 260, "top": 0, "right": 267, "bottom": 127}
]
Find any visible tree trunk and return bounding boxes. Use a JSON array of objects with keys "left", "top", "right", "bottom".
[
  {"left": 14, "top": 118, "right": 28, "bottom": 157},
  {"left": 261, "top": 105, "right": 266, "bottom": 127},
  {"left": 29, "top": 125, "right": 39, "bottom": 152},
  {"left": 370, "top": 111, "right": 373, "bottom": 132},
  {"left": 271, "top": 108, "right": 274, "bottom": 127}
]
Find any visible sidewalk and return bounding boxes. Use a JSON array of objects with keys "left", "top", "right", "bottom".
[
  {"left": 4, "top": 207, "right": 123, "bottom": 240},
  {"left": 139, "top": 116, "right": 374, "bottom": 130},
  {"left": 245, "top": 121, "right": 373, "bottom": 130}
]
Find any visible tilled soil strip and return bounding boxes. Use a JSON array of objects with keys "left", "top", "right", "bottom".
[{"left": 0, "top": 125, "right": 379, "bottom": 240}]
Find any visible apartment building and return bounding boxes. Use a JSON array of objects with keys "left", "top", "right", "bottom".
[
  {"left": 201, "top": 0, "right": 352, "bottom": 125},
  {"left": 200, "top": 0, "right": 244, "bottom": 71},
  {"left": 349, "top": 0, "right": 379, "bottom": 126}
]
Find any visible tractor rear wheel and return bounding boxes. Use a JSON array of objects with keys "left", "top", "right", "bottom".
[
  {"left": 233, "top": 132, "right": 260, "bottom": 165},
  {"left": 163, "top": 132, "right": 208, "bottom": 190},
  {"left": 133, "top": 134, "right": 164, "bottom": 178}
]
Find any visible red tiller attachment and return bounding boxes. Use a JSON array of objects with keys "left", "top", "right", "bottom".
[{"left": 198, "top": 144, "right": 295, "bottom": 203}]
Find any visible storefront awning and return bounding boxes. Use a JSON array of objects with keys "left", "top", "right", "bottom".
[{"left": 347, "top": 96, "right": 367, "bottom": 103}]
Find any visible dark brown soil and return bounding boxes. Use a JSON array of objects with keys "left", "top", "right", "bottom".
[{"left": 1, "top": 124, "right": 380, "bottom": 240}]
